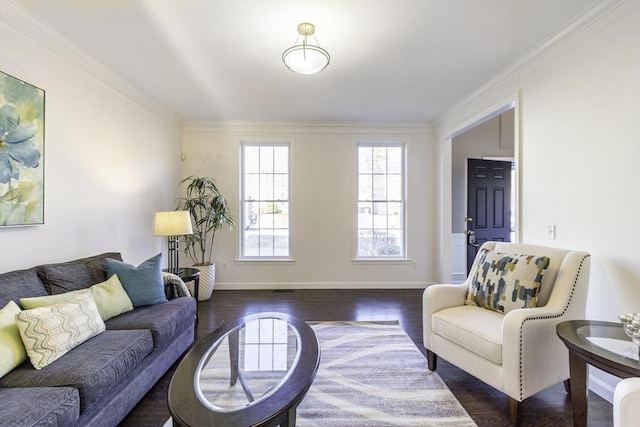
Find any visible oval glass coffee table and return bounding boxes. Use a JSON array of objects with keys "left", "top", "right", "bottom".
[{"left": 168, "top": 312, "right": 320, "bottom": 427}]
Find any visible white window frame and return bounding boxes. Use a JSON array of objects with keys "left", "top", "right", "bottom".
[
  {"left": 240, "top": 141, "right": 291, "bottom": 260},
  {"left": 355, "top": 142, "right": 407, "bottom": 260}
]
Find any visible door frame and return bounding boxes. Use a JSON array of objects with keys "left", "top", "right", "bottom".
[{"left": 436, "top": 92, "right": 521, "bottom": 284}]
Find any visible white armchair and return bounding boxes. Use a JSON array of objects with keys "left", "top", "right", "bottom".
[
  {"left": 614, "top": 377, "right": 640, "bottom": 427},
  {"left": 423, "top": 242, "right": 590, "bottom": 425}
]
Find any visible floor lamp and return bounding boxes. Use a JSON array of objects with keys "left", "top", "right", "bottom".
[{"left": 154, "top": 211, "right": 193, "bottom": 275}]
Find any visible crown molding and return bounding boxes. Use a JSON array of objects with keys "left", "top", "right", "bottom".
[
  {"left": 182, "top": 120, "right": 435, "bottom": 135},
  {"left": 436, "top": 0, "right": 625, "bottom": 127},
  {"left": 0, "top": 0, "right": 182, "bottom": 125}
]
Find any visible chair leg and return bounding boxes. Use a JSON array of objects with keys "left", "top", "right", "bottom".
[
  {"left": 426, "top": 350, "right": 437, "bottom": 371},
  {"left": 508, "top": 397, "right": 523, "bottom": 426}
]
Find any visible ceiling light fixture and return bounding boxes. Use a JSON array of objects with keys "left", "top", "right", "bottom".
[{"left": 282, "top": 22, "right": 330, "bottom": 75}]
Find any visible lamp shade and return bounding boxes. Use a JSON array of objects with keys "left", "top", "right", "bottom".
[{"left": 154, "top": 211, "right": 193, "bottom": 236}]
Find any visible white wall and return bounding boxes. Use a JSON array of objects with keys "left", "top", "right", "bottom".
[
  {"left": 0, "top": 4, "right": 182, "bottom": 272},
  {"left": 435, "top": 2, "right": 640, "bottom": 400},
  {"left": 182, "top": 122, "right": 436, "bottom": 289}
]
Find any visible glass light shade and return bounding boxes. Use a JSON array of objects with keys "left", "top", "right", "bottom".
[
  {"left": 282, "top": 44, "right": 330, "bottom": 75},
  {"left": 154, "top": 211, "right": 193, "bottom": 236}
]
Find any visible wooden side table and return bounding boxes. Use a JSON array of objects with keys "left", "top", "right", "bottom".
[{"left": 557, "top": 320, "right": 640, "bottom": 427}]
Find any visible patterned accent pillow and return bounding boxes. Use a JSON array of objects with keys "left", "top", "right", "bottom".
[
  {"left": 466, "top": 248, "right": 550, "bottom": 314},
  {"left": 0, "top": 301, "right": 27, "bottom": 378},
  {"left": 15, "top": 292, "right": 105, "bottom": 369}
]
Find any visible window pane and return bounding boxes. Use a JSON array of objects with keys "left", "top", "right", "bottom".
[
  {"left": 373, "top": 147, "right": 387, "bottom": 172},
  {"left": 245, "top": 174, "right": 259, "bottom": 200},
  {"left": 373, "top": 175, "right": 386, "bottom": 200},
  {"left": 260, "top": 174, "right": 273, "bottom": 200},
  {"left": 358, "top": 202, "right": 373, "bottom": 228},
  {"left": 358, "top": 146, "right": 373, "bottom": 173},
  {"left": 274, "top": 174, "right": 288, "bottom": 200},
  {"left": 259, "top": 146, "right": 273, "bottom": 173},
  {"left": 387, "top": 147, "right": 402, "bottom": 173},
  {"left": 274, "top": 146, "right": 288, "bottom": 173},
  {"left": 358, "top": 175, "right": 372, "bottom": 200},
  {"left": 274, "top": 233, "right": 289, "bottom": 256},
  {"left": 245, "top": 146, "right": 260, "bottom": 173},
  {"left": 242, "top": 143, "right": 290, "bottom": 258},
  {"left": 373, "top": 202, "right": 387, "bottom": 229},
  {"left": 387, "top": 174, "right": 402, "bottom": 201},
  {"left": 356, "top": 143, "right": 405, "bottom": 258},
  {"left": 259, "top": 231, "right": 274, "bottom": 256}
]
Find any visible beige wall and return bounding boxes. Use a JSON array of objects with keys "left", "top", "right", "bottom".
[
  {"left": 0, "top": 5, "right": 182, "bottom": 272},
  {"left": 181, "top": 122, "right": 436, "bottom": 289},
  {"left": 435, "top": 2, "right": 640, "bottom": 399}
]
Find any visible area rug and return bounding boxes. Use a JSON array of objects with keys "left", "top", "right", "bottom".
[
  {"left": 295, "top": 321, "right": 476, "bottom": 426},
  {"left": 164, "top": 321, "right": 475, "bottom": 427}
]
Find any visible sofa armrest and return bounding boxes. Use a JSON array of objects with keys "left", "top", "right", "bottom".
[
  {"left": 162, "top": 273, "right": 192, "bottom": 299},
  {"left": 422, "top": 283, "right": 468, "bottom": 349}
]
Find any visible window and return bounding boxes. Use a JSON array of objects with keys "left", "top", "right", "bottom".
[
  {"left": 241, "top": 143, "right": 290, "bottom": 258},
  {"left": 356, "top": 143, "right": 405, "bottom": 258}
]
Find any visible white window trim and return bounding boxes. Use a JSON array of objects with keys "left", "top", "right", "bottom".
[
  {"left": 239, "top": 139, "right": 293, "bottom": 261},
  {"left": 354, "top": 141, "right": 408, "bottom": 260}
]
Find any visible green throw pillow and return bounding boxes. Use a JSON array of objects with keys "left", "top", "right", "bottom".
[
  {"left": 20, "top": 276, "right": 134, "bottom": 321},
  {"left": 0, "top": 301, "right": 27, "bottom": 378},
  {"left": 105, "top": 254, "right": 167, "bottom": 307},
  {"left": 16, "top": 293, "right": 105, "bottom": 370},
  {"left": 20, "top": 289, "right": 88, "bottom": 310},
  {"left": 466, "top": 248, "right": 550, "bottom": 314},
  {"left": 88, "top": 274, "right": 133, "bottom": 320}
]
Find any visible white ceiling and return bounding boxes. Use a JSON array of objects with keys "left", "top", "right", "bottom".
[{"left": 15, "top": 0, "right": 598, "bottom": 123}]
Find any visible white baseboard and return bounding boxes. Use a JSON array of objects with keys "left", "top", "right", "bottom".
[
  {"left": 589, "top": 367, "right": 619, "bottom": 403},
  {"left": 214, "top": 281, "right": 431, "bottom": 290}
]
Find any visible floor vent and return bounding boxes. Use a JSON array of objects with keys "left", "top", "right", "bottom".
[{"left": 272, "top": 289, "right": 294, "bottom": 293}]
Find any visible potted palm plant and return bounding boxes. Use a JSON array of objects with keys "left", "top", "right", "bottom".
[{"left": 176, "top": 176, "right": 235, "bottom": 300}]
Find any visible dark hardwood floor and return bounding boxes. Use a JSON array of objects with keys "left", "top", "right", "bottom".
[{"left": 119, "top": 289, "right": 613, "bottom": 427}]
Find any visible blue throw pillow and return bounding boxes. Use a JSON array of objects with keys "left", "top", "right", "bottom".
[{"left": 105, "top": 254, "right": 167, "bottom": 307}]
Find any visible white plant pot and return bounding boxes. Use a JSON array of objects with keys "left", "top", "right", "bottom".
[{"left": 194, "top": 263, "right": 215, "bottom": 301}]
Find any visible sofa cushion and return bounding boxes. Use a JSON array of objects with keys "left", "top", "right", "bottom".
[
  {"left": 432, "top": 305, "right": 504, "bottom": 364},
  {"left": 106, "top": 254, "right": 167, "bottom": 307},
  {"left": 37, "top": 252, "right": 123, "bottom": 295},
  {"left": 0, "top": 300, "right": 27, "bottom": 378},
  {"left": 0, "top": 387, "right": 80, "bottom": 427},
  {"left": 0, "top": 329, "right": 154, "bottom": 412},
  {"left": 105, "top": 296, "right": 195, "bottom": 349},
  {"left": 0, "top": 268, "right": 48, "bottom": 309},
  {"left": 466, "top": 248, "right": 550, "bottom": 314},
  {"left": 16, "top": 293, "right": 106, "bottom": 369}
]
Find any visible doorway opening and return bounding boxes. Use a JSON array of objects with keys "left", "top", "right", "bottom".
[{"left": 450, "top": 107, "right": 517, "bottom": 282}]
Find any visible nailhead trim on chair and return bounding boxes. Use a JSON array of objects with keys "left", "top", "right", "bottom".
[{"left": 517, "top": 254, "right": 590, "bottom": 400}]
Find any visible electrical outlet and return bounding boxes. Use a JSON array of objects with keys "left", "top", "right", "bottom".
[
  {"left": 411, "top": 261, "right": 417, "bottom": 269},
  {"left": 222, "top": 262, "right": 227, "bottom": 270},
  {"left": 546, "top": 225, "right": 556, "bottom": 240}
]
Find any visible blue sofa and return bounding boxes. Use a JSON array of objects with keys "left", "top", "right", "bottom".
[{"left": 0, "top": 253, "right": 196, "bottom": 427}]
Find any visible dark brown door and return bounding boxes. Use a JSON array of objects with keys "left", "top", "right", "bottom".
[{"left": 466, "top": 158, "right": 512, "bottom": 274}]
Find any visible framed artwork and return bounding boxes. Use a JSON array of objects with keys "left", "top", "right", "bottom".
[{"left": 0, "top": 71, "right": 45, "bottom": 226}]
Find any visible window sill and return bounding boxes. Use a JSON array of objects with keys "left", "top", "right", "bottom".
[{"left": 351, "top": 258, "right": 413, "bottom": 266}]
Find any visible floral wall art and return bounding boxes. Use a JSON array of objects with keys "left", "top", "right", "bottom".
[{"left": 0, "top": 71, "right": 45, "bottom": 226}]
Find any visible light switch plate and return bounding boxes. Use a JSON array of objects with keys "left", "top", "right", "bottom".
[{"left": 546, "top": 225, "right": 556, "bottom": 239}]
